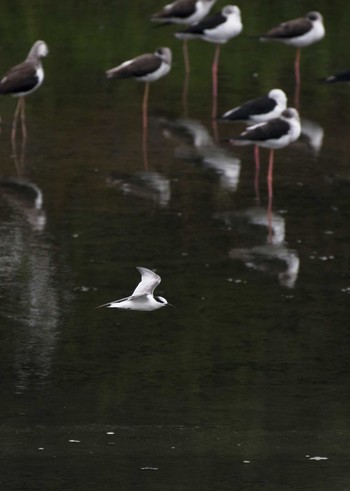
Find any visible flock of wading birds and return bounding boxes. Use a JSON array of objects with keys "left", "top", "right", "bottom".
[{"left": 0, "top": 1, "right": 347, "bottom": 311}]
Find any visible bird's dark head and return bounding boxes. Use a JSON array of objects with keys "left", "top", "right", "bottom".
[
  {"left": 156, "top": 296, "right": 175, "bottom": 308},
  {"left": 306, "top": 11, "right": 322, "bottom": 22},
  {"left": 155, "top": 47, "right": 172, "bottom": 65},
  {"left": 281, "top": 108, "right": 299, "bottom": 121}
]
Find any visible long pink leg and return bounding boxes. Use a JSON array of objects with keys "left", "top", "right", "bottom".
[
  {"left": 142, "top": 82, "right": 150, "bottom": 169},
  {"left": 267, "top": 148, "right": 275, "bottom": 202},
  {"left": 211, "top": 44, "right": 221, "bottom": 119},
  {"left": 254, "top": 145, "right": 260, "bottom": 203},
  {"left": 294, "top": 47, "right": 301, "bottom": 86},
  {"left": 183, "top": 39, "right": 190, "bottom": 74},
  {"left": 20, "top": 97, "right": 27, "bottom": 141},
  {"left": 142, "top": 82, "right": 150, "bottom": 131},
  {"left": 11, "top": 97, "right": 23, "bottom": 148},
  {"left": 294, "top": 47, "right": 301, "bottom": 108}
]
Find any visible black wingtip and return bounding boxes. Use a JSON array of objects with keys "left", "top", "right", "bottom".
[{"left": 95, "top": 302, "right": 110, "bottom": 309}]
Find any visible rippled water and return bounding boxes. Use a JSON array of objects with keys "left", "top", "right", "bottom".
[{"left": 1, "top": 1, "right": 350, "bottom": 490}]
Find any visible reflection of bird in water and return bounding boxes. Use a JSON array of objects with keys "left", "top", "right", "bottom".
[
  {"left": 259, "top": 12, "right": 325, "bottom": 87},
  {"left": 106, "top": 170, "right": 171, "bottom": 207},
  {"left": 0, "top": 41, "right": 49, "bottom": 145},
  {"left": 300, "top": 118, "right": 324, "bottom": 155},
  {"left": 106, "top": 47, "right": 172, "bottom": 131},
  {"left": 219, "top": 89, "right": 287, "bottom": 200},
  {"left": 97, "top": 267, "right": 172, "bottom": 311},
  {"left": 226, "top": 108, "right": 301, "bottom": 201},
  {"left": 161, "top": 117, "right": 241, "bottom": 191},
  {"left": 175, "top": 5, "right": 243, "bottom": 118},
  {"left": 0, "top": 176, "right": 57, "bottom": 393},
  {"left": 215, "top": 207, "right": 300, "bottom": 288},
  {"left": 215, "top": 207, "right": 285, "bottom": 245},
  {"left": 0, "top": 177, "right": 46, "bottom": 231},
  {"left": 151, "top": 0, "right": 217, "bottom": 74},
  {"left": 229, "top": 244, "right": 300, "bottom": 288}
]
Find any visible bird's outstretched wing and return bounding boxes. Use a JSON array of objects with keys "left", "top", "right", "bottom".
[{"left": 132, "top": 267, "right": 161, "bottom": 296}]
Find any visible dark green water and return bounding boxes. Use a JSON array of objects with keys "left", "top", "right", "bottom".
[{"left": 1, "top": 1, "right": 350, "bottom": 489}]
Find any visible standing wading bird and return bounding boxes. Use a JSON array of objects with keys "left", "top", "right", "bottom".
[
  {"left": 0, "top": 40, "right": 49, "bottom": 145},
  {"left": 259, "top": 12, "right": 325, "bottom": 87},
  {"left": 106, "top": 47, "right": 172, "bottom": 131},
  {"left": 97, "top": 267, "right": 172, "bottom": 311},
  {"left": 175, "top": 5, "right": 243, "bottom": 118},
  {"left": 218, "top": 89, "right": 287, "bottom": 200},
  {"left": 226, "top": 108, "right": 301, "bottom": 202},
  {"left": 151, "top": 0, "right": 218, "bottom": 74}
]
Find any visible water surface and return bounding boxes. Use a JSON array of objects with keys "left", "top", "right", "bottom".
[{"left": 0, "top": 1, "right": 350, "bottom": 489}]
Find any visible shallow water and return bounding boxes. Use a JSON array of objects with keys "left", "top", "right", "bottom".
[{"left": 1, "top": 1, "right": 350, "bottom": 489}]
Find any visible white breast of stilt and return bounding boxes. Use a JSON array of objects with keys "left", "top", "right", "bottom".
[
  {"left": 203, "top": 6, "right": 242, "bottom": 43},
  {"left": 261, "top": 113, "right": 301, "bottom": 149},
  {"left": 283, "top": 18, "right": 325, "bottom": 47},
  {"left": 137, "top": 61, "right": 171, "bottom": 82},
  {"left": 187, "top": 0, "right": 215, "bottom": 24}
]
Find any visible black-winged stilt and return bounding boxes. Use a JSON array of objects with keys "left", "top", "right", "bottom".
[
  {"left": 151, "top": 0, "right": 217, "bottom": 73},
  {"left": 106, "top": 47, "right": 172, "bottom": 131},
  {"left": 226, "top": 108, "right": 301, "bottom": 201},
  {"left": 0, "top": 40, "right": 49, "bottom": 144},
  {"left": 259, "top": 12, "right": 325, "bottom": 86},
  {"left": 175, "top": 5, "right": 243, "bottom": 118},
  {"left": 219, "top": 89, "right": 287, "bottom": 199}
]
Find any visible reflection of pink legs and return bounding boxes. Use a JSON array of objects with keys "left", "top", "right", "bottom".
[
  {"left": 254, "top": 145, "right": 260, "bottom": 202},
  {"left": 183, "top": 39, "right": 190, "bottom": 75},
  {"left": 267, "top": 148, "right": 275, "bottom": 202},
  {"left": 142, "top": 82, "right": 150, "bottom": 132},
  {"left": 267, "top": 148, "right": 275, "bottom": 243},
  {"left": 267, "top": 189, "right": 273, "bottom": 244},
  {"left": 142, "top": 123, "right": 149, "bottom": 171},
  {"left": 211, "top": 44, "right": 221, "bottom": 119}
]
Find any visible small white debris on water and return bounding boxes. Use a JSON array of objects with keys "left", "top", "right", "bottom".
[
  {"left": 69, "top": 440, "right": 80, "bottom": 443},
  {"left": 140, "top": 467, "right": 159, "bottom": 471},
  {"left": 243, "top": 460, "right": 250, "bottom": 464},
  {"left": 306, "top": 455, "right": 328, "bottom": 461},
  {"left": 106, "top": 432, "right": 114, "bottom": 435}
]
